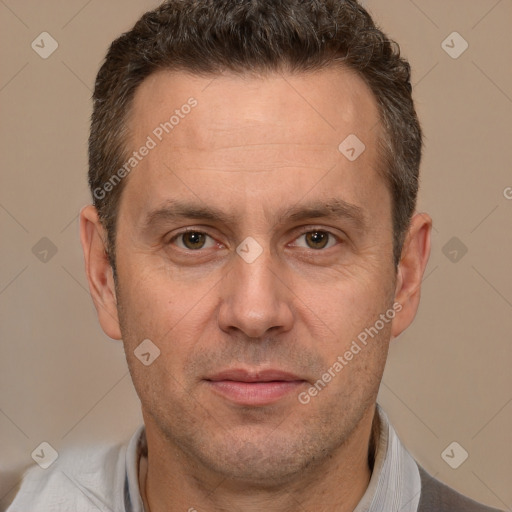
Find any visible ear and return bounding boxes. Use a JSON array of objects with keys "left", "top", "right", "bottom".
[
  {"left": 391, "top": 212, "right": 432, "bottom": 338},
  {"left": 79, "top": 205, "right": 122, "bottom": 340}
]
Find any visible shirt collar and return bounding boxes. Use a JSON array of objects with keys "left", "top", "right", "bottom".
[
  {"left": 354, "top": 403, "right": 422, "bottom": 512},
  {"left": 125, "top": 424, "right": 146, "bottom": 512}
]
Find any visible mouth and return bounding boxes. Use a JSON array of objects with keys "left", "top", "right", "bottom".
[{"left": 205, "top": 369, "right": 307, "bottom": 406}]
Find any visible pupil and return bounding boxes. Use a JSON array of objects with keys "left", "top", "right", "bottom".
[{"left": 307, "top": 231, "right": 328, "bottom": 249}]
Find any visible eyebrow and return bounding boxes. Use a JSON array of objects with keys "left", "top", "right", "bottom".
[
  {"left": 142, "top": 198, "right": 367, "bottom": 231},
  {"left": 283, "top": 199, "right": 366, "bottom": 230}
]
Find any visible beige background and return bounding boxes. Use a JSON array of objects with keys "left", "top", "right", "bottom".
[{"left": 1, "top": 0, "right": 511, "bottom": 510}]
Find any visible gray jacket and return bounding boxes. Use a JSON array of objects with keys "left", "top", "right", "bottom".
[{"left": 417, "top": 466, "right": 505, "bottom": 512}]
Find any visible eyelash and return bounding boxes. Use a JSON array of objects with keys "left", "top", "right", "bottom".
[{"left": 167, "top": 227, "right": 342, "bottom": 251}]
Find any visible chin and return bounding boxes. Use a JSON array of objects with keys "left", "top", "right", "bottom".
[{"left": 174, "top": 418, "right": 350, "bottom": 487}]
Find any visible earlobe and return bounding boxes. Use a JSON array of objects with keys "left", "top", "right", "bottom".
[
  {"left": 391, "top": 212, "right": 432, "bottom": 339},
  {"left": 79, "top": 205, "right": 122, "bottom": 340}
]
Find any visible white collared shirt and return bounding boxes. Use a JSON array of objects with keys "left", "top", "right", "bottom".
[{"left": 355, "top": 404, "right": 421, "bottom": 512}]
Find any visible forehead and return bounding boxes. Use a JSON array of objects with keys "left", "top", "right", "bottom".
[
  {"left": 130, "top": 66, "right": 380, "bottom": 151},
  {"left": 121, "top": 66, "right": 387, "bottom": 224}
]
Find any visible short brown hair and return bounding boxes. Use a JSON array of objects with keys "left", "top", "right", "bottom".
[{"left": 89, "top": 0, "right": 421, "bottom": 269}]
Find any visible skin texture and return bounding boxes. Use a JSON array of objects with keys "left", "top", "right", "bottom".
[{"left": 80, "top": 66, "right": 432, "bottom": 512}]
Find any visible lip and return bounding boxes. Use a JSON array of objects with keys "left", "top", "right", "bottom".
[
  {"left": 207, "top": 369, "right": 303, "bottom": 383},
  {"left": 205, "top": 369, "right": 306, "bottom": 406}
]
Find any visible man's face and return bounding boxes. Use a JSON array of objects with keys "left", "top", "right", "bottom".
[{"left": 113, "top": 67, "right": 398, "bottom": 481}]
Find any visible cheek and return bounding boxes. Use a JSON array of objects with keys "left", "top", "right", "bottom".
[
  {"left": 115, "top": 260, "right": 221, "bottom": 393},
  {"left": 117, "top": 279, "right": 205, "bottom": 410},
  {"left": 292, "top": 263, "right": 395, "bottom": 344},
  {"left": 305, "top": 279, "right": 394, "bottom": 397},
  {"left": 116, "top": 256, "right": 209, "bottom": 336}
]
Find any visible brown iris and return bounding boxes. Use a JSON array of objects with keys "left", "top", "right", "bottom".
[
  {"left": 305, "top": 231, "right": 329, "bottom": 249},
  {"left": 182, "top": 232, "right": 207, "bottom": 250}
]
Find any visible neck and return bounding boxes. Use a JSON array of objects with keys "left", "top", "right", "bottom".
[{"left": 141, "top": 406, "right": 379, "bottom": 512}]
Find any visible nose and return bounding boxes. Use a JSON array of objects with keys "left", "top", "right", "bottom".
[{"left": 217, "top": 247, "right": 294, "bottom": 339}]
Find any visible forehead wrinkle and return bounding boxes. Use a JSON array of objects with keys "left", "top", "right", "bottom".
[
  {"left": 165, "top": 164, "right": 333, "bottom": 174},
  {"left": 155, "top": 144, "right": 341, "bottom": 178},
  {"left": 169, "top": 141, "right": 336, "bottom": 151}
]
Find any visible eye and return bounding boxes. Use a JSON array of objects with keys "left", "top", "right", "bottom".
[
  {"left": 293, "top": 230, "right": 338, "bottom": 250},
  {"left": 172, "top": 231, "right": 216, "bottom": 250}
]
